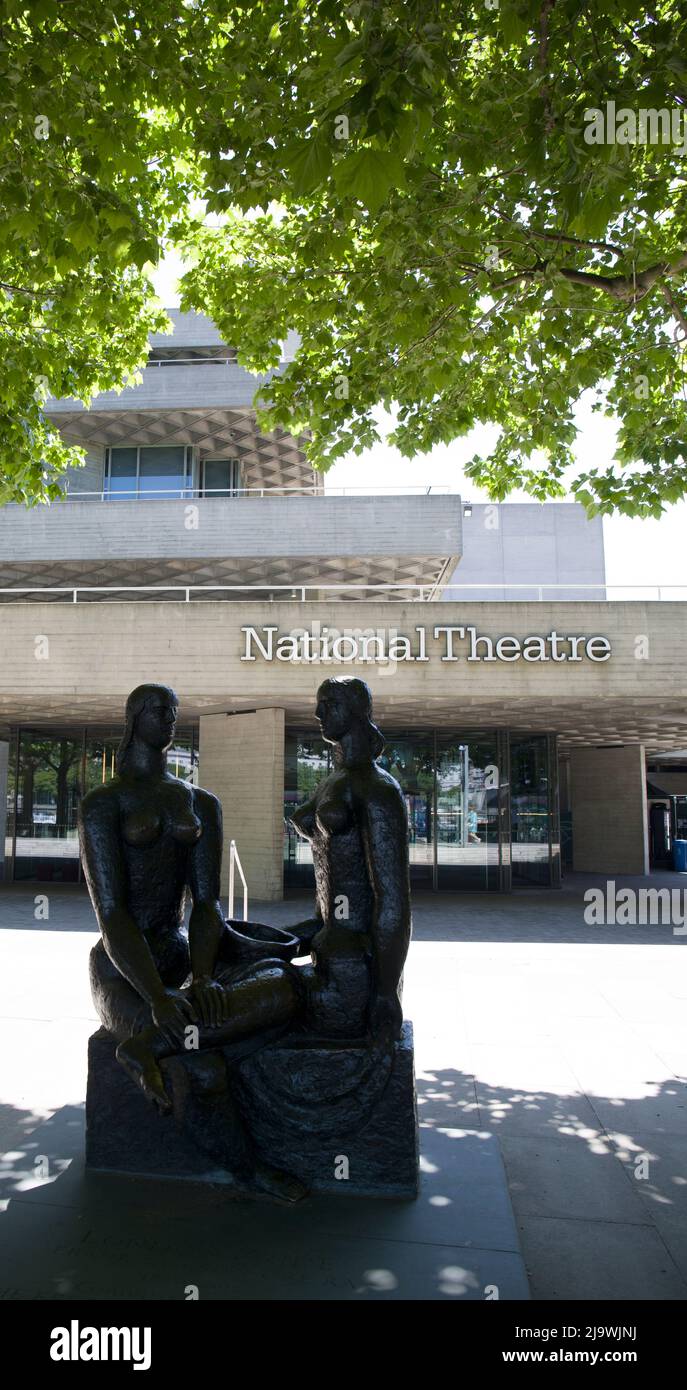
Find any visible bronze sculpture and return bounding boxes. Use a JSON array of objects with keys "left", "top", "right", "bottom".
[
  {"left": 290, "top": 676, "right": 411, "bottom": 1043},
  {"left": 80, "top": 678, "right": 416, "bottom": 1198}
]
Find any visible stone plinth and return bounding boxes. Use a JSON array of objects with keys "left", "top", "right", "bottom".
[{"left": 86, "top": 1023, "right": 419, "bottom": 1199}]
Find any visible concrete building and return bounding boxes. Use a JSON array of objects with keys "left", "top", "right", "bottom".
[
  {"left": 444, "top": 502, "right": 606, "bottom": 602},
  {"left": 1, "top": 311, "right": 686, "bottom": 899}
]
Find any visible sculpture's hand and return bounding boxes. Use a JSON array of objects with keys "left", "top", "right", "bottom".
[
  {"left": 151, "top": 988, "right": 198, "bottom": 1048},
  {"left": 188, "top": 975, "right": 230, "bottom": 1029},
  {"left": 289, "top": 917, "right": 322, "bottom": 958},
  {"left": 368, "top": 992, "right": 403, "bottom": 1048}
]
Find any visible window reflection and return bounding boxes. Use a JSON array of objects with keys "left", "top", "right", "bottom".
[
  {"left": 7, "top": 727, "right": 197, "bottom": 882},
  {"left": 436, "top": 734, "right": 501, "bottom": 889},
  {"left": 510, "top": 734, "right": 552, "bottom": 885},
  {"left": 380, "top": 735, "right": 434, "bottom": 886},
  {"left": 13, "top": 732, "right": 83, "bottom": 881},
  {"left": 104, "top": 445, "right": 192, "bottom": 500},
  {"left": 284, "top": 734, "right": 331, "bottom": 888}
]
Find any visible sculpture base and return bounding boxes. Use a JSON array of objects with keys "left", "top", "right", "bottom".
[{"left": 85, "top": 1023, "right": 419, "bottom": 1199}]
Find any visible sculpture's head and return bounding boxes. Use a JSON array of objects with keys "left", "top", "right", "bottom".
[
  {"left": 116, "top": 683, "right": 179, "bottom": 772},
  {"left": 315, "top": 677, "right": 384, "bottom": 759}
]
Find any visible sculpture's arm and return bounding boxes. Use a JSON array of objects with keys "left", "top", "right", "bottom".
[
  {"left": 362, "top": 781, "right": 412, "bottom": 1039},
  {"left": 187, "top": 788, "right": 227, "bottom": 982},
  {"left": 288, "top": 909, "right": 323, "bottom": 957},
  {"left": 287, "top": 794, "right": 324, "bottom": 954},
  {"left": 78, "top": 789, "right": 167, "bottom": 1009}
]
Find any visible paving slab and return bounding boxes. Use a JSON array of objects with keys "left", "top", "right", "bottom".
[
  {"left": 500, "top": 1133, "right": 650, "bottom": 1224},
  {"left": 0, "top": 1105, "right": 529, "bottom": 1301},
  {"left": 2, "top": 875, "right": 687, "bottom": 1300},
  {"left": 606, "top": 1132, "right": 687, "bottom": 1282},
  {"left": 520, "top": 1214, "right": 687, "bottom": 1302}
]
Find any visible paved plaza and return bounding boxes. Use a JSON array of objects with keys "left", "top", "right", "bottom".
[{"left": 1, "top": 875, "right": 686, "bottom": 1300}]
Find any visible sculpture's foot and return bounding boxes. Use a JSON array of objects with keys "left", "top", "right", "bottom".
[
  {"left": 116, "top": 1038, "right": 171, "bottom": 1115},
  {"left": 251, "top": 1161, "right": 309, "bottom": 1204}
]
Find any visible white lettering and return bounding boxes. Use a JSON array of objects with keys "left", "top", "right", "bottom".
[
  {"left": 467, "top": 627, "right": 495, "bottom": 662},
  {"left": 241, "top": 625, "right": 277, "bottom": 661},
  {"left": 495, "top": 636, "right": 521, "bottom": 661},
  {"left": 433, "top": 625, "right": 465, "bottom": 661},
  {"left": 586, "top": 636, "right": 611, "bottom": 662}
]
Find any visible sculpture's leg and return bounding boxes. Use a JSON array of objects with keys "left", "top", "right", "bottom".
[
  {"left": 118, "top": 971, "right": 307, "bottom": 1201},
  {"left": 116, "top": 962, "right": 300, "bottom": 1113},
  {"left": 177, "top": 1052, "right": 307, "bottom": 1202}
]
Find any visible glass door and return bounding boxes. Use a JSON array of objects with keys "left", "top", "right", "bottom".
[
  {"left": 283, "top": 733, "right": 332, "bottom": 891},
  {"left": 381, "top": 733, "right": 435, "bottom": 887},
  {"left": 436, "top": 733, "right": 501, "bottom": 890},
  {"left": 510, "top": 733, "right": 560, "bottom": 886}
]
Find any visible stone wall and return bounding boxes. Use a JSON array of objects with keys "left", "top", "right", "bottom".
[
  {"left": 570, "top": 745, "right": 649, "bottom": 874},
  {"left": 198, "top": 708, "right": 285, "bottom": 903}
]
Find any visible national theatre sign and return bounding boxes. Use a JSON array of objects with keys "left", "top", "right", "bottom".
[{"left": 240, "top": 624, "right": 612, "bottom": 665}]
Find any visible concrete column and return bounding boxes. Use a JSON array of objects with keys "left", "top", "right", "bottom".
[
  {"left": 0, "top": 740, "right": 8, "bottom": 879},
  {"left": 569, "top": 745, "right": 649, "bottom": 874},
  {"left": 198, "top": 708, "right": 285, "bottom": 904}
]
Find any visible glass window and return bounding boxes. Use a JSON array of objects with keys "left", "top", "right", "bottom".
[
  {"left": 5, "top": 726, "right": 197, "bottom": 883},
  {"left": 436, "top": 733, "right": 500, "bottom": 890},
  {"left": 85, "top": 734, "right": 119, "bottom": 791},
  {"left": 283, "top": 733, "right": 331, "bottom": 890},
  {"left": 280, "top": 725, "right": 559, "bottom": 895},
  {"left": 510, "top": 734, "right": 552, "bottom": 886},
  {"left": 13, "top": 732, "right": 83, "bottom": 882},
  {"left": 3, "top": 738, "right": 16, "bottom": 881},
  {"left": 105, "top": 446, "right": 191, "bottom": 500},
  {"left": 203, "top": 459, "right": 239, "bottom": 497},
  {"left": 139, "top": 446, "right": 188, "bottom": 499},
  {"left": 85, "top": 729, "right": 197, "bottom": 791},
  {"left": 105, "top": 447, "right": 137, "bottom": 499},
  {"left": 380, "top": 733, "right": 435, "bottom": 887}
]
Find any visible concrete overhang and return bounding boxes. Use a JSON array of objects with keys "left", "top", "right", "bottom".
[
  {"left": 0, "top": 495, "right": 463, "bottom": 599},
  {"left": 45, "top": 361, "right": 272, "bottom": 418},
  {"left": 0, "top": 600, "right": 685, "bottom": 757}
]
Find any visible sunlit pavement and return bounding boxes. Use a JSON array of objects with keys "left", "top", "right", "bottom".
[{"left": 1, "top": 875, "right": 686, "bottom": 1300}]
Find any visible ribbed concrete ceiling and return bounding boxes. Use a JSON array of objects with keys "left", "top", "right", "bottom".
[
  {"left": 1, "top": 690, "right": 686, "bottom": 757},
  {"left": 0, "top": 554, "right": 453, "bottom": 597},
  {"left": 47, "top": 408, "right": 316, "bottom": 492}
]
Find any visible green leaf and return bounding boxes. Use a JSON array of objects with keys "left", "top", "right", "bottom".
[
  {"left": 333, "top": 148, "right": 406, "bottom": 211},
  {"left": 284, "top": 137, "right": 332, "bottom": 195}
]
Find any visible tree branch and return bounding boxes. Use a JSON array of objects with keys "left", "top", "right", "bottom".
[
  {"left": 558, "top": 251, "right": 687, "bottom": 300},
  {"left": 662, "top": 283, "right": 687, "bottom": 341},
  {"left": 490, "top": 252, "right": 687, "bottom": 300},
  {"left": 0, "top": 280, "right": 41, "bottom": 296}
]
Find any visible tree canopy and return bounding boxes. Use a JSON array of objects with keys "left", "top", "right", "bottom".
[{"left": 2, "top": 1, "right": 686, "bottom": 514}]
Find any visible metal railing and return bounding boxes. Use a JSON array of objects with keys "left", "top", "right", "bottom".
[
  {"left": 146, "top": 355, "right": 238, "bottom": 367},
  {"left": 0, "top": 582, "right": 684, "bottom": 602},
  {"left": 55, "top": 484, "right": 451, "bottom": 501},
  {"left": 228, "top": 839, "right": 248, "bottom": 923}
]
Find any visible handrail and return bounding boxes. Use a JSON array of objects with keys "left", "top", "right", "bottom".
[
  {"left": 0, "top": 581, "right": 684, "bottom": 601},
  {"left": 228, "top": 839, "right": 248, "bottom": 923},
  {"left": 146, "top": 356, "right": 238, "bottom": 366},
  {"left": 54, "top": 484, "right": 451, "bottom": 499}
]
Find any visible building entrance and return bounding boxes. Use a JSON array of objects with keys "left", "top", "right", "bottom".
[{"left": 284, "top": 727, "right": 560, "bottom": 893}]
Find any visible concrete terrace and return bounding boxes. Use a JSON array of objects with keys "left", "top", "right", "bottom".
[{"left": 1, "top": 875, "right": 686, "bottom": 1300}]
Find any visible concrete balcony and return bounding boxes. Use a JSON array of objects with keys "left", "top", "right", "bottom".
[
  {"left": 0, "top": 493, "right": 463, "bottom": 598},
  {"left": 46, "top": 359, "right": 269, "bottom": 418}
]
